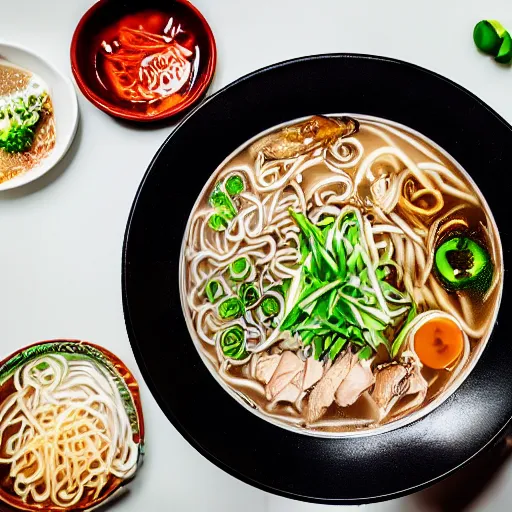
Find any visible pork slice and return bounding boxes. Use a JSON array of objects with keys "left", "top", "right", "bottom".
[
  {"left": 335, "top": 359, "right": 376, "bottom": 408},
  {"left": 292, "top": 370, "right": 304, "bottom": 387},
  {"left": 371, "top": 364, "right": 409, "bottom": 412},
  {"left": 273, "top": 382, "right": 302, "bottom": 404},
  {"left": 255, "top": 354, "right": 281, "bottom": 385},
  {"left": 305, "top": 351, "right": 357, "bottom": 423},
  {"left": 392, "top": 358, "right": 428, "bottom": 417},
  {"left": 266, "top": 351, "right": 304, "bottom": 400},
  {"left": 302, "top": 357, "right": 324, "bottom": 391}
]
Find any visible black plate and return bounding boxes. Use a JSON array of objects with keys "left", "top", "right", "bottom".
[{"left": 122, "top": 54, "right": 511, "bottom": 504}]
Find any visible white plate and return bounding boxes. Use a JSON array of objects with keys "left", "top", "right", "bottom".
[{"left": 0, "top": 42, "right": 78, "bottom": 191}]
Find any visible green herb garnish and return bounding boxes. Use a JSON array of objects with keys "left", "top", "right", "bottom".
[
  {"left": 225, "top": 175, "right": 245, "bottom": 196},
  {"left": 261, "top": 296, "right": 280, "bottom": 317},
  {"left": 229, "top": 256, "right": 252, "bottom": 281},
  {"left": 205, "top": 279, "right": 225, "bottom": 303},
  {"left": 0, "top": 91, "right": 47, "bottom": 154},
  {"left": 239, "top": 283, "right": 260, "bottom": 307},
  {"left": 280, "top": 207, "right": 414, "bottom": 361}
]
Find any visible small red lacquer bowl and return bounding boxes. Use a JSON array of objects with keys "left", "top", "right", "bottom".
[{"left": 70, "top": 0, "right": 217, "bottom": 122}]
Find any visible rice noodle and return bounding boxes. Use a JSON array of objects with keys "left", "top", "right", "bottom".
[
  {"left": 0, "top": 355, "right": 138, "bottom": 507},
  {"left": 364, "top": 120, "right": 443, "bottom": 163}
]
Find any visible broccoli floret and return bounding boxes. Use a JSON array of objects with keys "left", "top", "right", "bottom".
[
  {"left": 0, "top": 123, "right": 35, "bottom": 153},
  {"left": 0, "top": 92, "right": 46, "bottom": 153}
]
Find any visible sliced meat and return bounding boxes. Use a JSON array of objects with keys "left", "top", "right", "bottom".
[
  {"left": 265, "top": 351, "right": 304, "bottom": 400},
  {"left": 273, "top": 382, "right": 302, "bottom": 404},
  {"left": 392, "top": 357, "right": 428, "bottom": 417},
  {"left": 271, "top": 368, "right": 304, "bottom": 405},
  {"left": 371, "top": 363, "right": 409, "bottom": 411},
  {"left": 322, "top": 358, "right": 333, "bottom": 375},
  {"left": 291, "top": 370, "right": 303, "bottom": 386},
  {"left": 335, "top": 359, "right": 375, "bottom": 408},
  {"left": 371, "top": 354, "right": 428, "bottom": 420},
  {"left": 255, "top": 354, "right": 281, "bottom": 385},
  {"left": 305, "top": 351, "right": 357, "bottom": 424},
  {"left": 302, "top": 357, "right": 324, "bottom": 391}
]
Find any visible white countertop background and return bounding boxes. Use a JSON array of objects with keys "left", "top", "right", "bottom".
[{"left": 1, "top": 0, "right": 511, "bottom": 510}]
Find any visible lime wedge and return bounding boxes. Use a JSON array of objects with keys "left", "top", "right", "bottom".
[
  {"left": 487, "top": 19, "right": 507, "bottom": 38},
  {"left": 495, "top": 31, "right": 512, "bottom": 63},
  {"left": 473, "top": 20, "right": 503, "bottom": 55}
]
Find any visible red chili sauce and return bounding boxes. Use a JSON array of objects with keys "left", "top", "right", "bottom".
[{"left": 95, "top": 11, "right": 199, "bottom": 116}]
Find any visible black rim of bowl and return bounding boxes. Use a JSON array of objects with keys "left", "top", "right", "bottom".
[{"left": 122, "top": 53, "right": 511, "bottom": 504}]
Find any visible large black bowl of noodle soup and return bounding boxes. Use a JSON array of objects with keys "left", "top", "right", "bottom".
[
  {"left": 0, "top": 340, "right": 144, "bottom": 511},
  {"left": 123, "top": 54, "right": 511, "bottom": 504}
]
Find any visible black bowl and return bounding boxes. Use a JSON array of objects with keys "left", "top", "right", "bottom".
[{"left": 122, "top": 54, "right": 511, "bottom": 504}]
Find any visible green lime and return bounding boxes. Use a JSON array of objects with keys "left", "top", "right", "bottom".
[
  {"left": 487, "top": 19, "right": 507, "bottom": 38},
  {"left": 473, "top": 20, "right": 503, "bottom": 55},
  {"left": 495, "top": 31, "right": 512, "bottom": 63}
]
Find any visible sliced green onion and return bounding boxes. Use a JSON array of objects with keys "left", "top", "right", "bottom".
[
  {"left": 329, "top": 337, "right": 348, "bottom": 360},
  {"left": 391, "top": 303, "right": 417, "bottom": 357},
  {"left": 205, "top": 279, "right": 225, "bottom": 303},
  {"left": 220, "top": 325, "right": 247, "bottom": 360},
  {"left": 300, "top": 330, "right": 317, "bottom": 346},
  {"left": 261, "top": 296, "right": 280, "bottom": 317},
  {"left": 208, "top": 213, "right": 228, "bottom": 231},
  {"left": 288, "top": 209, "right": 324, "bottom": 244},
  {"left": 357, "top": 346, "right": 373, "bottom": 360},
  {"left": 279, "top": 206, "right": 415, "bottom": 360},
  {"left": 229, "top": 256, "right": 251, "bottom": 281},
  {"left": 313, "top": 335, "right": 325, "bottom": 359},
  {"left": 238, "top": 283, "right": 260, "bottom": 307},
  {"left": 316, "top": 216, "right": 335, "bottom": 227},
  {"left": 225, "top": 175, "right": 244, "bottom": 196},
  {"left": 298, "top": 279, "right": 343, "bottom": 311},
  {"left": 218, "top": 297, "right": 245, "bottom": 320},
  {"left": 209, "top": 182, "right": 237, "bottom": 220}
]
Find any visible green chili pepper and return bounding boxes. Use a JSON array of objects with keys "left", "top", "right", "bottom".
[
  {"left": 205, "top": 279, "right": 225, "bottom": 303},
  {"left": 238, "top": 283, "right": 260, "bottom": 307},
  {"left": 218, "top": 297, "right": 245, "bottom": 320},
  {"left": 434, "top": 236, "right": 492, "bottom": 292},
  {"left": 220, "top": 325, "right": 247, "bottom": 360},
  {"left": 225, "top": 175, "right": 244, "bottom": 196},
  {"left": 261, "top": 296, "right": 280, "bottom": 317}
]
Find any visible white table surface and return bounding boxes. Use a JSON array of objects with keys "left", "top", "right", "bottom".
[{"left": 1, "top": 0, "right": 512, "bottom": 510}]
